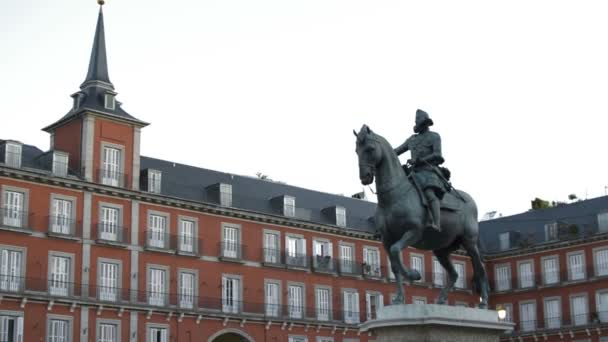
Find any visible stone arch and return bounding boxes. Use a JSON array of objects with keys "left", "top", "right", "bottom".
[{"left": 207, "top": 328, "right": 255, "bottom": 342}]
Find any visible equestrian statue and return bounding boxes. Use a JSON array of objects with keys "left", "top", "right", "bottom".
[{"left": 353, "top": 109, "right": 489, "bottom": 308}]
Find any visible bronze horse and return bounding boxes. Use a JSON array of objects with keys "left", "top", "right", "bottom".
[{"left": 354, "top": 125, "right": 489, "bottom": 308}]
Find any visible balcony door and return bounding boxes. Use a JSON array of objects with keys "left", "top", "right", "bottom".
[
  {"left": 51, "top": 199, "right": 72, "bottom": 234},
  {"left": 3, "top": 191, "right": 23, "bottom": 227},
  {"left": 102, "top": 146, "right": 121, "bottom": 186}
]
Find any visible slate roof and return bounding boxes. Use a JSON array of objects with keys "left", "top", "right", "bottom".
[
  {"left": 42, "top": 6, "right": 147, "bottom": 132},
  {"left": 479, "top": 196, "right": 608, "bottom": 253},
  {"left": 139, "top": 156, "right": 377, "bottom": 233}
]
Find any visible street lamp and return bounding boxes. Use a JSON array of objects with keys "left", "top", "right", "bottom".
[{"left": 496, "top": 305, "right": 507, "bottom": 320}]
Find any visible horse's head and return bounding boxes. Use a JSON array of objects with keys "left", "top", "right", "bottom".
[{"left": 354, "top": 124, "right": 382, "bottom": 186}]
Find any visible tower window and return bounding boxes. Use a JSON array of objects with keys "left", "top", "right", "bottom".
[{"left": 104, "top": 93, "right": 115, "bottom": 110}]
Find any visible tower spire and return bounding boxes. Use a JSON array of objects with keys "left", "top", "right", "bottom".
[{"left": 82, "top": 1, "right": 112, "bottom": 88}]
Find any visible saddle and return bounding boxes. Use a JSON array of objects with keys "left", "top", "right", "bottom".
[{"left": 403, "top": 164, "right": 465, "bottom": 212}]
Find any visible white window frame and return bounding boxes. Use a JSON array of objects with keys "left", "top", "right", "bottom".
[
  {"left": 598, "top": 212, "right": 608, "bottom": 233},
  {"left": 222, "top": 274, "right": 242, "bottom": 314},
  {"left": 343, "top": 289, "right": 360, "bottom": 324},
  {"left": 432, "top": 257, "right": 445, "bottom": 287},
  {"left": 288, "top": 336, "right": 308, "bottom": 342},
  {"left": 287, "top": 282, "right": 305, "bottom": 319},
  {"left": 96, "top": 319, "right": 121, "bottom": 342},
  {"left": 544, "top": 222, "right": 558, "bottom": 241},
  {"left": 263, "top": 229, "right": 281, "bottom": 264},
  {"left": 365, "top": 291, "right": 384, "bottom": 321},
  {"left": 104, "top": 93, "right": 116, "bottom": 110},
  {"left": 595, "top": 289, "right": 608, "bottom": 322},
  {"left": 283, "top": 196, "right": 295, "bottom": 217},
  {"left": 499, "top": 232, "right": 510, "bottom": 250},
  {"left": 519, "top": 300, "right": 536, "bottom": 332},
  {"left": 1, "top": 185, "right": 30, "bottom": 229},
  {"left": 52, "top": 151, "right": 69, "bottom": 177},
  {"left": 543, "top": 297, "right": 561, "bottom": 329},
  {"left": 412, "top": 296, "right": 427, "bottom": 305},
  {"left": 363, "top": 246, "right": 381, "bottom": 278},
  {"left": 49, "top": 194, "right": 76, "bottom": 236},
  {"left": 541, "top": 255, "right": 559, "bottom": 285},
  {"left": 0, "top": 310, "right": 24, "bottom": 342},
  {"left": 339, "top": 242, "right": 355, "bottom": 274},
  {"left": 0, "top": 245, "right": 26, "bottom": 293},
  {"left": 97, "top": 258, "right": 122, "bottom": 302},
  {"left": 147, "top": 211, "right": 169, "bottom": 249},
  {"left": 517, "top": 260, "right": 534, "bottom": 289},
  {"left": 568, "top": 251, "right": 586, "bottom": 281},
  {"left": 46, "top": 314, "right": 73, "bottom": 342},
  {"left": 336, "top": 206, "right": 346, "bottom": 227},
  {"left": 570, "top": 293, "right": 588, "bottom": 326},
  {"left": 286, "top": 234, "right": 307, "bottom": 267},
  {"left": 594, "top": 247, "right": 608, "bottom": 277},
  {"left": 494, "top": 263, "right": 511, "bottom": 291},
  {"left": 4, "top": 142, "right": 22, "bottom": 168},
  {"left": 147, "top": 264, "right": 169, "bottom": 307},
  {"left": 221, "top": 223, "right": 241, "bottom": 259},
  {"left": 178, "top": 216, "right": 198, "bottom": 254},
  {"left": 453, "top": 261, "right": 466, "bottom": 289},
  {"left": 100, "top": 143, "right": 124, "bottom": 187},
  {"left": 48, "top": 251, "right": 74, "bottom": 297},
  {"left": 147, "top": 169, "right": 162, "bottom": 194},
  {"left": 265, "top": 280, "right": 281, "bottom": 317},
  {"left": 99, "top": 203, "right": 122, "bottom": 242},
  {"left": 410, "top": 253, "right": 424, "bottom": 283},
  {"left": 146, "top": 323, "right": 169, "bottom": 342},
  {"left": 178, "top": 269, "right": 197, "bottom": 310},
  {"left": 219, "top": 183, "right": 232, "bottom": 207},
  {"left": 315, "top": 285, "right": 332, "bottom": 321}
]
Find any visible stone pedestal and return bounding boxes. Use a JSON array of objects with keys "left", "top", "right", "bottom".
[{"left": 360, "top": 304, "right": 514, "bottom": 342}]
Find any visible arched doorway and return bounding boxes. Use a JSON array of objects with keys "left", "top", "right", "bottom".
[
  {"left": 211, "top": 332, "right": 249, "bottom": 342},
  {"left": 207, "top": 329, "right": 254, "bottom": 342}
]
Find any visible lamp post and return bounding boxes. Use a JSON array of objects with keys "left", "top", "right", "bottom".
[{"left": 496, "top": 305, "right": 507, "bottom": 320}]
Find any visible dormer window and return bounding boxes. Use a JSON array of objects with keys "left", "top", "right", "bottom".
[
  {"left": 4, "top": 142, "right": 22, "bottom": 168},
  {"left": 220, "top": 183, "right": 232, "bottom": 207},
  {"left": 71, "top": 92, "right": 84, "bottom": 110},
  {"left": 499, "top": 232, "right": 510, "bottom": 251},
  {"left": 147, "top": 169, "right": 162, "bottom": 194},
  {"left": 336, "top": 206, "right": 346, "bottom": 227},
  {"left": 52, "top": 151, "right": 69, "bottom": 177},
  {"left": 104, "top": 93, "right": 116, "bottom": 110},
  {"left": 599, "top": 212, "right": 608, "bottom": 233},
  {"left": 283, "top": 196, "right": 295, "bottom": 217},
  {"left": 544, "top": 222, "right": 558, "bottom": 241}
]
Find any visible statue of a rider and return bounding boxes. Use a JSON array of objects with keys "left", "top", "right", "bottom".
[{"left": 394, "top": 109, "right": 449, "bottom": 232}]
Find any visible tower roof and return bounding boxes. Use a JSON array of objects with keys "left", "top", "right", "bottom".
[
  {"left": 43, "top": 4, "right": 148, "bottom": 132},
  {"left": 82, "top": 7, "right": 112, "bottom": 87}
]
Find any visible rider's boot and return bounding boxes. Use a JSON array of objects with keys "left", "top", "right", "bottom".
[{"left": 428, "top": 196, "right": 441, "bottom": 232}]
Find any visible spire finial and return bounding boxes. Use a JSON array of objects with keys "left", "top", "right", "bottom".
[{"left": 97, "top": 0, "right": 105, "bottom": 5}]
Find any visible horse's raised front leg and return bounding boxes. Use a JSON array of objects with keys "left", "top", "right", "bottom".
[
  {"left": 433, "top": 242, "right": 460, "bottom": 305},
  {"left": 390, "top": 228, "right": 423, "bottom": 283}
]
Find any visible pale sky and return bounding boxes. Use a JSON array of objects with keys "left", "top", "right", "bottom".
[{"left": 2, "top": 0, "right": 608, "bottom": 218}]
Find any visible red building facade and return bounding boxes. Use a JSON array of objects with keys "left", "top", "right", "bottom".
[{"left": 2, "top": 4, "right": 608, "bottom": 342}]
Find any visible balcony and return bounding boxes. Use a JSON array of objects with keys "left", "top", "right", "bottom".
[
  {"left": 144, "top": 230, "right": 174, "bottom": 253},
  {"left": 286, "top": 253, "right": 308, "bottom": 269},
  {"left": 508, "top": 312, "right": 608, "bottom": 337},
  {"left": 47, "top": 216, "right": 81, "bottom": 240},
  {"left": 96, "top": 223, "right": 129, "bottom": 247},
  {"left": 363, "top": 263, "right": 383, "bottom": 279},
  {"left": 262, "top": 248, "right": 284, "bottom": 267},
  {"left": 339, "top": 259, "right": 362, "bottom": 277},
  {"left": 218, "top": 242, "right": 246, "bottom": 262},
  {"left": 0, "top": 208, "right": 32, "bottom": 233},
  {"left": 2, "top": 275, "right": 371, "bottom": 327},
  {"left": 312, "top": 255, "right": 336, "bottom": 274},
  {"left": 176, "top": 234, "right": 202, "bottom": 256},
  {"left": 97, "top": 168, "right": 128, "bottom": 188}
]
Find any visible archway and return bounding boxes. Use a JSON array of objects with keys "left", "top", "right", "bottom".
[{"left": 207, "top": 329, "right": 254, "bottom": 342}]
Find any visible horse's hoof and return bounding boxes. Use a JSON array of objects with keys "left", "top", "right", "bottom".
[
  {"left": 479, "top": 303, "right": 488, "bottom": 310},
  {"left": 392, "top": 296, "right": 404, "bottom": 304},
  {"left": 436, "top": 299, "right": 447, "bottom": 305}
]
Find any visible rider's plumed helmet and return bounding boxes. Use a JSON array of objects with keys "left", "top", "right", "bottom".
[{"left": 414, "top": 109, "right": 434, "bottom": 133}]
